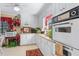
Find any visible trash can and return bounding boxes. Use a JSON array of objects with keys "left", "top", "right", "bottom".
[{"left": 9, "top": 40, "right": 17, "bottom": 47}]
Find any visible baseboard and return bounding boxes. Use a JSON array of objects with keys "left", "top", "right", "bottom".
[{"left": 20, "top": 43, "right": 37, "bottom": 46}]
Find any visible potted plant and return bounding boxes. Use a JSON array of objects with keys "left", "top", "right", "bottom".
[
  {"left": 47, "top": 29, "right": 52, "bottom": 38},
  {"left": 35, "top": 27, "right": 41, "bottom": 33}
]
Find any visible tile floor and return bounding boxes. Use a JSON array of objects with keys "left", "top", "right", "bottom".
[{"left": 2, "top": 45, "right": 38, "bottom": 56}]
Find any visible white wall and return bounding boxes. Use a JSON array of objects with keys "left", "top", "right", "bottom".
[
  {"left": 0, "top": 4, "right": 19, "bottom": 17},
  {"left": 37, "top": 4, "right": 52, "bottom": 28},
  {"left": 20, "top": 7, "right": 39, "bottom": 28}
]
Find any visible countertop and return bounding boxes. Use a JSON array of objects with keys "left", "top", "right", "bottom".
[{"left": 38, "top": 34, "right": 52, "bottom": 42}]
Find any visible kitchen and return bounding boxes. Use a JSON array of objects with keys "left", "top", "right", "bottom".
[{"left": 0, "top": 3, "right": 79, "bottom": 56}]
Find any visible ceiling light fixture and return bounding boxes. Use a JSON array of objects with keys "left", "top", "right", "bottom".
[{"left": 14, "top": 6, "right": 20, "bottom": 11}]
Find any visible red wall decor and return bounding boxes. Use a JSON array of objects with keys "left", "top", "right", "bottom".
[
  {"left": 13, "top": 19, "right": 21, "bottom": 26},
  {"left": 45, "top": 14, "right": 52, "bottom": 26},
  {"left": 1, "top": 16, "right": 21, "bottom": 30},
  {"left": 21, "top": 27, "right": 31, "bottom": 33},
  {"left": 1, "top": 17, "right": 13, "bottom": 30},
  {"left": 15, "top": 19, "right": 21, "bottom": 26},
  {"left": 12, "top": 26, "right": 16, "bottom": 31}
]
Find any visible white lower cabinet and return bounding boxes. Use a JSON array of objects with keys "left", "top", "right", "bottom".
[
  {"left": 20, "top": 34, "right": 35, "bottom": 45},
  {"left": 52, "top": 42, "right": 56, "bottom": 55},
  {"left": 35, "top": 35, "right": 54, "bottom": 56},
  {"left": 72, "top": 49, "right": 79, "bottom": 56}
]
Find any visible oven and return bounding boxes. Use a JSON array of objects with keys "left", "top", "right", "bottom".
[
  {"left": 52, "top": 20, "right": 72, "bottom": 44},
  {"left": 63, "top": 44, "right": 79, "bottom": 56},
  {"left": 53, "top": 18, "right": 79, "bottom": 49}
]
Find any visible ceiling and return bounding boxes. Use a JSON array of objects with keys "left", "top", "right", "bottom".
[{"left": 0, "top": 3, "right": 45, "bottom": 15}]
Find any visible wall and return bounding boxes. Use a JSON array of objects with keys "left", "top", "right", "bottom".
[
  {"left": 21, "top": 13, "right": 39, "bottom": 28},
  {"left": 0, "top": 5, "right": 18, "bottom": 18},
  {"left": 37, "top": 4, "right": 52, "bottom": 28},
  {"left": 1, "top": 12, "right": 16, "bottom": 18},
  {"left": 20, "top": 8, "right": 39, "bottom": 28}
]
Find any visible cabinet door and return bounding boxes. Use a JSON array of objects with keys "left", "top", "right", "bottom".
[
  {"left": 20, "top": 34, "right": 35, "bottom": 45},
  {"left": 52, "top": 42, "right": 56, "bottom": 55},
  {"left": 55, "top": 42, "right": 63, "bottom": 56},
  {"left": 33, "top": 34, "right": 37, "bottom": 43},
  {"left": 20, "top": 34, "right": 27, "bottom": 45},
  {"left": 46, "top": 41, "right": 53, "bottom": 56},
  {"left": 26, "top": 34, "right": 35, "bottom": 44}
]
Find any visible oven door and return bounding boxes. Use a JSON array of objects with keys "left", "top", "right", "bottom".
[
  {"left": 53, "top": 20, "right": 72, "bottom": 44},
  {"left": 63, "top": 46, "right": 72, "bottom": 56}
]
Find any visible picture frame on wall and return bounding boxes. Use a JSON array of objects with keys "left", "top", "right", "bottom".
[{"left": 22, "top": 27, "right": 31, "bottom": 33}]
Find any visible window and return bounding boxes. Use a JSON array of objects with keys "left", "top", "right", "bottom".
[{"left": 57, "top": 27, "right": 71, "bottom": 33}]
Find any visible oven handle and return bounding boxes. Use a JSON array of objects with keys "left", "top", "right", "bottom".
[{"left": 53, "top": 22, "right": 73, "bottom": 26}]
